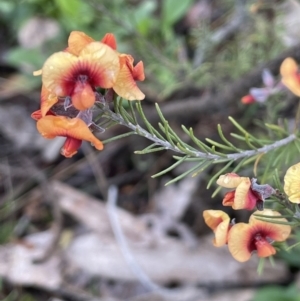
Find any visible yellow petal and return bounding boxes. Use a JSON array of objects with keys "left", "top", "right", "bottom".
[
  {"left": 68, "top": 31, "right": 95, "bottom": 56},
  {"left": 228, "top": 223, "right": 252, "bottom": 262},
  {"left": 203, "top": 210, "right": 230, "bottom": 247},
  {"left": 284, "top": 162, "right": 300, "bottom": 203},
  {"left": 42, "top": 51, "right": 78, "bottom": 96},
  {"left": 280, "top": 58, "right": 300, "bottom": 96},
  {"left": 216, "top": 173, "right": 245, "bottom": 188}
]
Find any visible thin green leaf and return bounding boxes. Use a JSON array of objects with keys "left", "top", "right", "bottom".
[
  {"left": 265, "top": 123, "right": 288, "bottom": 135},
  {"left": 176, "top": 142, "right": 197, "bottom": 156},
  {"left": 244, "top": 134, "right": 257, "bottom": 150},
  {"left": 102, "top": 131, "right": 136, "bottom": 144},
  {"left": 191, "top": 161, "right": 212, "bottom": 177},
  {"left": 128, "top": 100, "right": 138, "bottom": 125},
  {"left": 119, "top": 105, "right": 135, "bottom": 124},
  {"left": 205, "top": 138, "right": 233, "bottom": 151},
  {"left": 217, "top": 124, "right": 241, "bottom": 151},
  {"left": 184, "top": 126, "right": 212, "bottom": 153},
  {"left": 211, "top": 185, "right": 222, "bottom": 198},
  {"left": 229, "top": 116, "right": 264, "bottom": 146},
  {"left": 164, "top": 160, "right": 207, "bottom": 186},
  {"left": 152, "top": 156, "right": 188, "bottom": 178},
  {"left": 173, "top": 156, "right": 204, "bottom": 162},
  {"left": 134, "top": 146, "right": 166, "bottom": 154}
]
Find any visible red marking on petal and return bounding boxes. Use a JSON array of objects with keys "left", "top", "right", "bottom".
[
  {"left": 31, "top": 109, "right": 55, "bottom": 121},
  {"left": 244, "top": 189, "right": 259, "bottom": 210},
  {"left": 222, "top": 190, "right": 235, "bottom": 207},
  {"left": 31, "top": 110, "right": 43, "bottom": 121},
  {"left": 61, "top": 137, "right": 82, "bottom": 158},
  {"left": 233, "top": 178, "right": 257, "bottom": 210}
]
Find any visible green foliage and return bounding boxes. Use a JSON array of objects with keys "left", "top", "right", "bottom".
[
  {"left": 96, "top": 98, "right": 299, "bottom": 189},
  {"left": 253, "top": 285, "right": 300, "bottom": 301},
  {"left": 161, "top": 0, "right": 193, "bottom": 39}
]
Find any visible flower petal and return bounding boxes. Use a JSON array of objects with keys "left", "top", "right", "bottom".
[
  {"left": 40, "top": 85, "right": 58, "bottom": 116},
  {"left": 37, "top": 115, "right": 103, "bottom": 150},
  {"left": 280, "top": 57, "right": 300, "bottom": 96},
  {"left": 61, "top": 137, "right": 82, "bottom": 158},
  {"left": 133, "top": 61, "right": 145, "bottom": 81},
  {"left": 79, "top": 42, "right": 120, "bottom": 88},
  {"left": 228, "top": 223, "right": 252, "bottom": 262},
  {"left": 68, "top": 31, "right": 95, "bottom": 56},
  {"left": 222, "top": 191, "right": 235, "bottom": 207},
  {"left": 284, "top": 162, "right": 300, "bottom": 203},
  {"left": 249, "top": 88, "right": 269, "bottom": 103},
  {"left": 101, "top": 33, "right": 117, "bottom": 50},
  {"left": 216, "top": 173, "right": 245, "bottom": 188},
  {"left": 280, "top": 57, "right": 298, "bottom": 77},
  {"left": 31, "top": 109, "right": 55, "bottom": 120},
  {"left": 113, "top": 55, "right": 145, "bottom": 100},
  {"left": 249, "top": 210, "right": 291, "bottom": 242},
  {"left": 203, "top": 210, "right": 230, "bottom": 247},
  {"left": 262, "top": 69, "right": 275, "bottom": 88},
  {"left": 233, "top": 178, "right": 257, "bottom": 210},
  {"left": 255, "top": 239, "right": 276, "bottom": 258},
  {"left": 241, "top": 94, "right": 256, "bottom": 104},
  {"left": 42, "top": 51, "right": 78, "bottom": 96},
  {"left": 33, "top": 69, "right": 42, "bottom": 76},
  {"left": 72, "top": 82, "right": 96, "bottom": 111}
]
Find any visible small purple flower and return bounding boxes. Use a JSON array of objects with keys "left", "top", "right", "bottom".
[{"left": 242, "top": 69, "right": 284, "bottom": 104}]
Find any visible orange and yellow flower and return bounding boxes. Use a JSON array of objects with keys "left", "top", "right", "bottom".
[
  {"left": 284, "top": 162, "right": 300, "bottom": 203},
  {"left": 217, "top": 173, "right": 259, "bottom": 210},
  {"left": 67, "top": 31, "right": 145, "bottom": 101},
  {"left": 228, "top": 210, "right": 291, "bottom": 262},
  {"left": 36, "top": 115, "right": 103, "bottom": 158},
  {"left": 280, "top": 57, "right": 300, "bottom": 96},
  {"left": 203, "top": 210, "right": 231, "bottom": 247},
  {"left": 41, "top": 41, "right": 120, "bottom": 111},
  {"left": 32, "top": 30, "right": 147, "bottom": 158}
]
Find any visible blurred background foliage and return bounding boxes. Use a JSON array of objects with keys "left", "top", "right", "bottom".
[
  {"left": 0, "top": 0, "right": 287, "bottom": 101},
  {"left": 1, "top": 0, "right": 300, "bottom": 300}
]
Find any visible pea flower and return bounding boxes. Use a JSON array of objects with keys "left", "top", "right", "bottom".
[
  {"left": 284, "top": 162, "right": 300, "bottom": 203},
  {"left": 41, "top": 41, "right": 120, "bottom": 111},
  {"left": 228, "top": 210, "right": 291, "bottom": 262},
  {"left": 67, "top": 31, "right": 145, "bottom": 101},
  {"left": 35, "top": 115, "right": 103, "bottom": 158},
  {"left": 217, "top": 173, "right": 275, "bottom": 210},
  {"left": 241, "top": 69, "right": 282, "bottom": 104},
  {"left": 203, "top": 210, "right": 231, "bottom": 247},
  {"left": 280, "top": 57, "right": 300, "bottom": 96}
]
